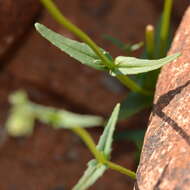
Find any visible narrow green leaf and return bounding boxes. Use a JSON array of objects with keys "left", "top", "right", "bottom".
[
  {"left": 115, "top": 53, "right": 180, "bottom": 67},
  {"left": 97, "top": 104, "right": 120, "bottom": 157},
  {"left": 72, "top": 104, "right": 120, "bottom": 190},
  {"left": 35, "top": 23, "right": 106, "bottom": 71},
  {"left": 119, "top": 92, "right": 152, "bottom": 120},
  {"left": 103, "top": 34, "right": 143, "bottom": 54},
  {"left": 113, "top": 53, "right": 180, "bottom": 75},
  {"left": 32, "top": 104, "right": 104, "bottom": 129},
  {"left": 58, "top": 110, "right": 104, "bottom": 128},
  {"left": 130, "top": 42, "right": 144, "bottom": 52},
  {"left": 72, "top": 160, "right": 107, "bottom": 190},
  {"left": 103, "top": 35, "right": 126, "bottom": 50}
]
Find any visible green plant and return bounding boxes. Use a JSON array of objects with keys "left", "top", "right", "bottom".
[
  {"left": 6, "top": 91, "right": 135, "bottom": 190},
  {"left": 5, "top": 0, "right": 179, "bottom": 189}
]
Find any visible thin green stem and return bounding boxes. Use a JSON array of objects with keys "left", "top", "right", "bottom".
[
  {"left": 31, "top": 103, "right": 105, "bottom": 163},
  {"left": 72, "top": 127, "right": 136, "bottom": 179},
  {"left": 39, "top": 0, "right": 150, "bottom": 96},
  {"left": 71, "top": 127, "right": 105, "bottom": 163},
  {"left": 117, "top": 74, "right": 153, "bottom": 96},
  {"left": 145, "top": 25, "right": 155, "bottom": 59},
  {"left": 160, "top": 0, "right": 173, "bottom": 57},
  {"left": 105, "top": 160, "right": 136, "bottom": 179},
  {"left": 8, "top": 92, "right": 136, "bottom": 179}
]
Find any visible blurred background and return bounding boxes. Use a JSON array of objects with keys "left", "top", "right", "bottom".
[{"left": 0, "top": 0, "right": 188, "bottom": 189}]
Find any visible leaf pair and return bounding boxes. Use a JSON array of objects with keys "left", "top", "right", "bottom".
[
  {"left": 6, "top": 91, "right": 120, "bottom": 189},
  {"left": 73, "top": 104, "right": 120, "bottom": 190},
  {"left": 35, "top": 23, "right": 180, "bottom": 77}
]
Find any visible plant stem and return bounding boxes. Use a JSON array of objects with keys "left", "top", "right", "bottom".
[
  {"left": 105, "top": 160, "right": 136, "bottom": 179},
  {"left": 145, "top": 25, "right": 155, "bottom": 59},
  {"left": 71, "top": 127, "right": 105, "bottom": 163},
  {"left": 117, "top": 74, "right": 152, "bottom": 96},
  {"left": 9, "top": 92, "right": 136, "bottom": 179},
  {"left": 40, "top": 0, "right": 113, "bottom": 69},
  {"left": 72, "top": 127, "right": 136, "bottom": 179},
  {"left": 39, "top": 0, "right": 150, "bottom": 96},
  {"left": 31, "top": 103, "right": 105, "bottom": 163},
  {"left": 160, "top": 0, "right": 173, "bottom": 57}
]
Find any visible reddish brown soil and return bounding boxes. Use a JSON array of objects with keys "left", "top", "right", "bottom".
[{"left": 0, "top": 0, "right": 187, "bottom": 190}]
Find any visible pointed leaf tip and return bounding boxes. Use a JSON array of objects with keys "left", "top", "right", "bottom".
[
  {"left": 72, "top": 104, "right": 120, "bottom": 190},
  {"left": 115, "top": 103, "right": 121, "bottom": 111},
  {"left": 34, "top": 22, "right": 42, "bottom": 31},
  {"left": 97, "top": 103, "right": 120, "bottom": 157}
]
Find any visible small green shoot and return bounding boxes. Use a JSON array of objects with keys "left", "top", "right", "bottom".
[
  {"left": 145, "top": 25, "right": 155, "bottom": 59},
  {"left": 160, "top": 0, "right": 173, "bottom": 57},
  {"left": 37, "top": 0, "right": 154, "bottom": 96},
  {"left": 35, "top": 22, "right": 179, "bottom": 96},
  {"left": 6, "top": 91, "right": 136, "bottom": 190},
  {"left": 5, "top": 0, "right": 180, "bottom": 189},
  {"left": 73, "top": 104, "right": 121, "bottom": 190}
]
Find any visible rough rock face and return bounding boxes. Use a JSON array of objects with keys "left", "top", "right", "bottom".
[
  {"left": 135, "top": 6, "right": 190, "bottom": 190},
  {"left": 0, "top": 0, "right": 41, "bottom": 58}
]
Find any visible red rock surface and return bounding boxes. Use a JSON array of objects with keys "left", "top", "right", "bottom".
[{"left": 136, "top": 6, "right": 190, "bottom": 190}]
